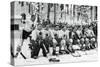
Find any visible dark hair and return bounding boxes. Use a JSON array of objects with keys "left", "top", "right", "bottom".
[
  {"left": 46, "top": 33, "right": 48, "bottom": 36},
  {"left": 21, "top": 13, "right": 26, "bottom": 20},
  {"left": 31, "top": 14, "right": 35, "bottom": 18},
  {"left": 39, "top": 32, "right": 42, "bottom": 35},
  {"left": 31, "top": 14, "right": 36, "bottom": 22}
]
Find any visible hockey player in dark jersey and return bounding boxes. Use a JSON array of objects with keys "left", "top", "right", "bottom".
[
  {"left": 30, "top": 24, "right": 48, "bottom": 59},
  {"left": 52, "top": 25, "right": 61, "bottom": 55}
]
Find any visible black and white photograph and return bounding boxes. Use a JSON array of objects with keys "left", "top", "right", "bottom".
[{"left": 11, "top": 1, "right": 98, "bottom": 66}]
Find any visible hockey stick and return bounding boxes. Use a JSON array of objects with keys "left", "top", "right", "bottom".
[{"left": 14, "top": 30, "right": 27, "bottom": 59}]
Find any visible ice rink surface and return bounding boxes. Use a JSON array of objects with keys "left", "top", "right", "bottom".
[{"left": 14, "top": 38, "right": 98, "bottom": 66}]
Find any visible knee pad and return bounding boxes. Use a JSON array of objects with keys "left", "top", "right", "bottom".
[
  {"left": 85, "top": 38, "right": 90, "bottom": 44},
  {"left": 69, "top": 39, "right": 73, "bottom": 44},
  {"left": 77, "top": 39, "right": 80, "bottom": 43},
  {"left": 81, "top": 38, "right": 84, "bottom": 42},
  {"left": 53, "top": 39, "right": 57, "bottom": 44},
  {"left": 91, "top": 38, "right": 96, "bottom": 42},
  {"left": 85, "top": 38, "right": 89, "bottom": 42},
  {"left": 61, "top": 39, "right": 66, "bottom": 45}
]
